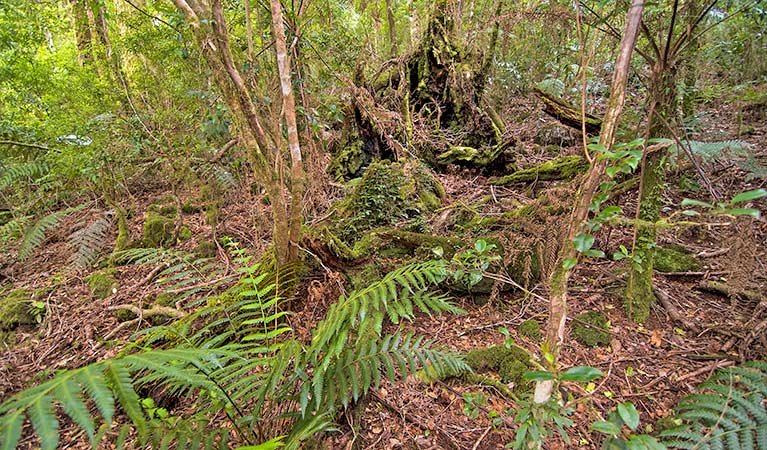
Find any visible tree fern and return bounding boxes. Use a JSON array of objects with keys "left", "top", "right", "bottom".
[
  {"left": 659, "top": 360, "right": 767, "bottom": 449},
  {"left": 18, "top": 204, "right": 85, "bottom": 261}
]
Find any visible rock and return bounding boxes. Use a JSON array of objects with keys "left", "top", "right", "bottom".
[
  {"left": 534, "top": 123, "right": 580, "bottom": 147},
  {"left": 143, "top": 213, "right": 175, "bottom": 248},
  {"left": 572, "top": 311, "right": 611, "bottom": 347}
]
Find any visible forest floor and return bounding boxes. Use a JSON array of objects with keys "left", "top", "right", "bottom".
[{"left": 1, "top": 91, "right": 766, "bottom": 449}]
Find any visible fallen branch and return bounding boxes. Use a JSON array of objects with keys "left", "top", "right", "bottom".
[
  {"left": 697, "top": 280, "right": 763, "bottom": 304},
  {"left": 108, "top": 304, "right": 186, "bottom": 319},
  {"left": 653, "top": 287, "right": 700, "bottom": 332}
]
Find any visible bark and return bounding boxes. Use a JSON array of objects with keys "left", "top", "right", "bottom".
[
  {"left": 539, "top": 0, "right": 645, "bottom": 404},
  {"left": 172, "top": 0, "right": 304, "bottom": 266},
  {"left": 386, "top": 0, "right": 398, "bottom": 58},
  {"left": 269, "top": 0, "right": 306, "bottom": 264}
]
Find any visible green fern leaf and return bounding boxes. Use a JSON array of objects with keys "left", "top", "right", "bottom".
[
  {"left": 19, "top": 204, "right": 85, "bottom": 261},
  {"left": 0, "top": 408, "right": 24, "bottom": 450},
  {"left": 54, "top": 377, "right": 96, "bottom": 441},
  {"left": 28, "top": 394, "right": 58, "bottom": 450},
  {"left": 105, "top": 363, "right": 146, "bottom": 439},
  {"left": 77, "top": 364, "right": 115, "bottom": 425}
]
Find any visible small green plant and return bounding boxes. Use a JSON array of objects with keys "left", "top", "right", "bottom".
[
  {"left": 593, "top": 402, "right": 666, "bottom": 450},
  {"left": 448, "top": 239, "right": 502, "bottom": 287},
  {"left": 28, "top": 300, "right": 46, "bottom": 324},
  {"left": 680, "top": 188, "right": 767, "bottom": 219},
  {"left": 512, "top": 365, "right": 604, "bottom": 449},
  {"left": 462, "top": 392, "right": 488, "bottom": 420}
]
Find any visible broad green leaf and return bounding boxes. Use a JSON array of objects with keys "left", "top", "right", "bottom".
[
  {"left": 562, "top": 258, "right": 577, "bottom": 270},
  {"left": 719, "top": 208, "right": 760, "bottom": 218},
  {"left": 680, "top": 198, "right": 713, "bottom": 208},
  {"left": 560, "top": 366, "right": 603, "bottom": 382},
  {"left": 522, "top": 371, "right": 555, "bottom": 381},
  {"left": 573, "top": 233, "right": 595, "bottom": 253},
  {"left": 591, "top": 420, "right": 621, "bottom": 435},
  {"left": 617, "top": 402, "right": 640, "bottom": 431}
]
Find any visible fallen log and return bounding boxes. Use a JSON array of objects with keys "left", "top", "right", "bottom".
[
  {"left": 490, "top": 155, "right": 588, "bottom": 185},
  {"left": 533, "top": 88, "right": 602, "bottom": 134}
]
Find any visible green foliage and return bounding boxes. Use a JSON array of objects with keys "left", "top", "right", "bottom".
[
  {"left": 0, "top": 161, "right": 50, "bottom": 192},
  {"left": 85, "top": 269, "right": 118, "bottom": 299},
  {"left": 0, "top": 258, "right": 468, "bottom": 449},
  {"left": 18, "top": 204, "right": 85, "bottom": 261},
  {"left": 519, "top": 320, "right": 542, "bottom": 342},
  {"left": 68, "top": 212, "right": 114, "bottom": 270},
  {"left": 653, "top": 247, "right": 701, "bottom": 273},
  {"left": 659, "top": 361, "right": 767, "bottom": 450}
]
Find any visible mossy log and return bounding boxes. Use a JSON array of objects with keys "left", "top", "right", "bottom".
[
  {"left": 533, "top": 88, "right": 602, "bottom": 134},
  {"left": 490, "top": 155, "right": 588, "bottom": 186},
  {"left": 437, "top": 142, "right": 515, "bottom": 172}
]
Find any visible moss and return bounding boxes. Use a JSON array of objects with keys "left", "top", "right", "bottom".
[
  {"left": 143, "top": 213, "right": 175, "bottom": 248},
  {"left": 114, "top": 308, "right": 137, "bottom": 322},
  {"left": 572, "top": 311, "right": 611, "bottom": 347},
  {"left": 465, "top": 345, "right": 531, "bottom": 387},
  {"left": 113, "top": 208, "right": 130, "bottom": 253},
  {"left": 193, "top": 240, "right": 217, "bottom": 259},
  {"left": 335, "top": 160, "right": 408, "bottom": 243},
  {"left": 0, "top": 330, "right": 15, "bottom": 347},
  {"left": 85, "top": 269, "right": 118, "bottom": 299},
  {"left": 181, "top": 203, "right": 199, "bottom": 214},
  {"left": 178, "top": 226, "right": 193, "bottom": 242},
  {"left": 654, "top": 246, "right": 701, "bottom": 273},
  {"left": 490, "top": 155, "right": 587, "bottom": 185},
  {"left": 0, "top": 288, "right": 35, "bottom": 331},
  {"left": 154, "top": 293, "right": 177, "bottom": 308},
  {"left": 328, "top": 139, "right": 367, "bottom": 181},
  {"left": 519, "top": 320, "right": 542, "bottom": 341},
  {"left": 349, "top": 263, "right": 383, "bottom": 291}
]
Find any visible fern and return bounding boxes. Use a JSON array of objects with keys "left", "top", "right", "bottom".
[
  {"left": 193, "top": 161, "right": 238, "bottom": 190},
  {"left": 674, "top": 140, "right": 751, "bottom": 163},
  {"left": 68, "top": 211, "right": 114, "bottom": 270},
  {"left": 0, "top": 160, "right": 50, "bottom": 191},
  {"left": 0, "top": 215, "right": 27, "bottom": 243},
  {"left": 659, "top": 361, "right": 767, "bottom": 449},
  {"left": 18, "top": 204, "right": 86, "bottom": 261},
  {"left": 0, "top": 259, "right": 468, "bottom": 449}
]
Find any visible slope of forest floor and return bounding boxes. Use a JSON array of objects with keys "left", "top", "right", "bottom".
[{"left": 1, "top": 92, "right": 765, "bottom": 449}]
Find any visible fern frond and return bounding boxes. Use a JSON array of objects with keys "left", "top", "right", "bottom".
[
  {"left": 194, "top": 161, "right": 239, "bottom": 190},
  {"left": 18, "top": 204, "right": 85, "bottom": 260},
  {"left": 660, "top": 361, "right": 767, "bottom": 449},
  {"left": 0, "top": 160, "right": 49, "bottom": 191},
  {"left": 0, "top": 215, "right": 27, "bottom": 243},
  {"left": 68, "top": 211, "right": 114, "bottom": 270},
  {"left": 675, "top": 140, "right": 751, "bottom": 163}
]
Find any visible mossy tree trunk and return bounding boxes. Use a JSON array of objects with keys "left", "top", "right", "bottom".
[
  {"left": 625, "top": 62, "right": 677, "bottom": 323},
  {"left": 70, "top": 0, "right": 94, "bottom": 65}
]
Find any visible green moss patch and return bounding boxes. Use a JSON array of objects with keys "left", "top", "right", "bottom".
[
  {"left": 572, "top": 311, "right": 611, "bottom": 347},
  {"left": 465, "top": 345, "right": 531, "bottom": 386},
  {"left": 491, "top": 155, "right": 587, "bottom": 185},
  {"left": 85, "top": 269, "right": 118, "bottom": 299},
  {"left": 654, "top": 246, "right": 701, "bottom": 273},
  {"left": 519, "top": 320, "right": 542, "bottom": 341},
  {"left": 143, "top": 213, "right": 175, "bottom": 248},
  {"left": 0, "top": 288, "right": 35, "bottom": 331}
]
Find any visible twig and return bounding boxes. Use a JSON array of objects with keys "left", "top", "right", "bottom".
[
  {"left": 471, "top": 426, "right": 492, "bottom": 450},
  {"left": 696, "top": 247, "right": 730, "bottom": 258},
  {"left": 108, "top": 304, "right": 186, "bottom": 319},
  {"left": 677, "top": 360, "right": 734, "bottom": 383},
  {"left": 653, "top": 287, "right": 700, "bottom": 332}
]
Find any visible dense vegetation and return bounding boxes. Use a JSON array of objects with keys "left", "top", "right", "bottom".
[{"left": 1, "top": 0, "right": 765, "bottom": 449}]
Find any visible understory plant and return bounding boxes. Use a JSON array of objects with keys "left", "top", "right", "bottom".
[{"left": 0, "top": 258, "right": 468, "bottom": 449}]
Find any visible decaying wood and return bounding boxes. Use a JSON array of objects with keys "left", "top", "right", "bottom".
[
  {"left": 533, "top": 88, "right": 603, "bottom": 134},
  {"left": 653, "top": 287, "right": 700, "bottom": 332}
]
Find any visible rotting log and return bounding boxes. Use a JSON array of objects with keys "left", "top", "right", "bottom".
[
  {"left": 533, "top": 88, "right": 602, "bottom": 134},
  {"left": 490, "top": 155, "right": 587, "bottom": 185}
]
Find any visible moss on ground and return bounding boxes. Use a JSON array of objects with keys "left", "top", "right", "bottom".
[
  {"left": 0, "top": 288, "right": 35, "bottom": 331},
  {"left": 193, "top": 240, "right": 217, "bottom": 258},
  {"left": 572, "top": 311, "right": 611, "bottom": 347},
  {"left": 85, "top": 269, "right": 118, "bottom": 299},
  {"left": 465, "top": 345, "right": 531, "bottom": 386},
  {"left": 328, "top": 139, "right": 367, "bottom": 181},
  {"left": 143, "top": 213, "right": 175, "bottom": 248},
  {"left": 654, "top": 246, "right": 701, "bottom": 273},
  {"left": 519, "top": 320, "right": 542, "bottom": 341}
]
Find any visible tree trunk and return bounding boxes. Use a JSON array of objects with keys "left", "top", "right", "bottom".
[
  {"left": 269, "top": 0, "right": 306, "bottom": 265},
  {"left": 625, "top": 62, "right": 677, "bottom": 323},
  {"left": 386, "top": 0, "right": 398, "bottom": 58},
  {"left": 539, "top": 0, "right": 645, "bottom": 404}
]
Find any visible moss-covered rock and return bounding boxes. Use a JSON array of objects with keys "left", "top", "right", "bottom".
[
  {"left": 519, "top": 320, "right": 542, "bottom": 341},
  {"left": 490, "top": 155, "right": 588, "bottom": 185},
  {"left": 143, "top": 213, "right": 175, "bottom": 248},
  {"left": 465, "top": 345, "right": 531, "bottom": 385},
  {"left": 654, "top": 246, "right": 701, "bottom": 273},
  {"left": 572, "top": 311, "right": 611, "bottom": 347},
  {"left": 401, "top": 160, "right": 446, "bottom": 211},
  {"left": 0, "top": 288, "right": 35, "bottom": 331},
  {"left": 154, "top": 293, "right": 177, "bottom": 308},
  {"left": 85, "top": 269, "right": 118, "bottom": 299}
]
